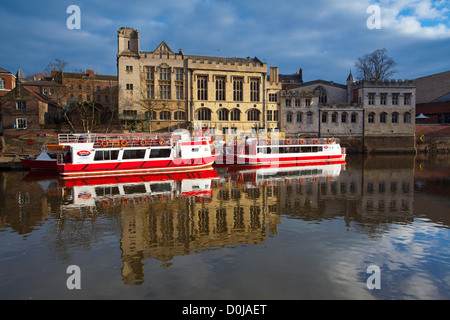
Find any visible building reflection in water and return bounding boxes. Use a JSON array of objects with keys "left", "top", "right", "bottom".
[{"left": 14, "top": 155, "right": 418, "bottom": 285}]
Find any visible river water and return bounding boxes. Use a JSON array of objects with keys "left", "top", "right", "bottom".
[{"left": 0, "top": 154, "right": 449, "bottom": 300}]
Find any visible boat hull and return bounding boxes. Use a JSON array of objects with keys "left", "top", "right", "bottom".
[
  {"left": 21, "top": 158, "right": 57, "bottom": 170},
  {"left": 216, "top": 153, "right": 346, "bottom": 166}
]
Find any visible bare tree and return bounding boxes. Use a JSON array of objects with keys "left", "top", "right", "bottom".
[{"left": 355, "top": 48, "right": 397, "bottom": 80}]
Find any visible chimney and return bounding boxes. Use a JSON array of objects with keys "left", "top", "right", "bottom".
[{"left": 299, "top": 68, "right": 303, "bottom": 82}]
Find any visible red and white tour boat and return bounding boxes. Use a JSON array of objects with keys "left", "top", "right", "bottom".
[
  {"left": 47, "top": 129, "right": 218, "bottom": 176},
  {"left": 215, "top": 137, "right": 346, "bottom": 166}
]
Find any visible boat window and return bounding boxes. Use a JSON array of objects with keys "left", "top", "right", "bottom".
[
  {"left": 151, "top": 183, "right": 171, "bottom": 193},
  {"left": 94, "top": 150, "right": 119, "bottom": 161},
  {"left": 192, "top": 148, "right": 199, "bottom": 152},
  {"left": 95, "top": 186, "right": 120, "bottom": 196},
  {"left": 123, "top": 185, "right": 147, "bottom": 194},
  {"left": 149, "top": 148, "right": 171, "bottom": 158},
  {"left": 123, "top": 149, "right": 146, "bottom": 160}
]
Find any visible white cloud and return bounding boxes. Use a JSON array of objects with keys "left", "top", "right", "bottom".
[{"left": 379, "top": 0, "right": 450, "bottom": 39}]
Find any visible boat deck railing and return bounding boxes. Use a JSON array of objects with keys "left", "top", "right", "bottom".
[
  {"left": 227, "top": 137, "right": 340, "bottom": 146},
  {"left": 58, "top": 133, "right": 210, "bottom": 148}
]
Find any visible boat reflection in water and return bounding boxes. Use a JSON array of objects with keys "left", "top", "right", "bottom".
[
  {"left": 59, "top": 169, "right": 219, "bottom": 209},
  {"left": 22, "top": 162, "right": 344, "bottom": 285}
]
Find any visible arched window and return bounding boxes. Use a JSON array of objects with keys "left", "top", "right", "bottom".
[
  {"left": 392, "top": 112, "right": 399, "bottom": 123},
  {"left": 380, "top": 112, "right": 387, "bottom": 123},
  {"left": 197, "top": 108, "right": 211, "bottom": 121},
  {"left": 321, "top": 112, "right": 328, "bottom": 123},
  {"left": 160, "top": 111, "right": 171, "bottom": 120},
  {"left": 297, "top": 112, "right": 302, "bottom": 123},
  {"left": 332, "top": 112, "right": 338, "bottom": 123},
  {"left": 341, "top": 112, "right": 348, "bottom": 123},
  {"left": 218, "top": 108, "right": 229, "bottom": 121},
  {"left": 230, "top": 109, "right": 240, "bottom": 121},
  {"left": 247, "top": 109, "right": 260, "bottom": 121},
  {"left": 286, "top": 112, "right": 293, "bottom": 123},
  {"left": 174, "top": 111, "right": 185, "bottom": 120},
  {"left": 404, "top": 112, "right": 411, "bottom": 123},
  {"left": 368, "top": 112, "right": 375, "bottom": 123}
]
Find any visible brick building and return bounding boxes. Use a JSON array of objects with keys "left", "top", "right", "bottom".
[
  {"left": 51, "top": 69, "right": 118, "bottom": 111},
  {"left": 1, "top": 81, "right": 60, "bottom": 131}
]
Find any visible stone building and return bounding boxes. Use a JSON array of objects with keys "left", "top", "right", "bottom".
[
  {"left": 280, "top": 71, "right": 416, "bottom": 152},
  {"left": 117, "top": 27, "right": 281, "bottom": 135}
]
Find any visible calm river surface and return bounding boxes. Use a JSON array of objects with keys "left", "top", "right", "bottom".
[{"left": 0, "top": 154, "right": 449, "bottom": 300}]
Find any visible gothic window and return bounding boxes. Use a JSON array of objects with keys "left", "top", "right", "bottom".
[
  {"left": 250, "top": 78, "right": 260, "bottom": 102},
  {"left": 230, "top": 109, "right": 241, "bottom": 121},
  {"left": 160, "top": 85, "right": 171, "bottom": 100},
  {"left": 197, "top": 76, "right": 208, "bottom": 100},
  {"left": 160, "top": 111, "right": 171, "bottom": 120},
  {"left": 306, "top": 112, "right": 313, "bottom": 124},
  {"left": 160, "top": 67, "right": 171, "bottom": 81},
  {"left": 176, "top": 84, "right": 183, "bottom": 100},
  {"left": 368, "top": 93, "right": 375, "bottom": 105},
  {"left": 218, "top": 108, "right": 229, "bottom": 121},
  {"left": 392, "top": 93, "right": 399, "bottom": 105},
  {"left": 368, "top": 112, "right": 375, "bottom": 123},
  {"left": 380, "top": 93, "right": 387, "bottom": 105},
  {"left": 216, "top": 76, "right": 226, "bottom": 101},
  {"left": 174, "top": 111, "right": 186, "bottom": 120},
  {"left": 392, "top": 112, "right": 399, "bottom": 123},
  {"left": 145, "top": 66, "right": 154, "bottom": 80},
  {"left": 341, "top": 112, "right": 348, "bottom": 123},
  {"left": 175, "top": 68, "right": 183, "bottom": 81},
  {"left": 332, "top": 112, "right": 338, "bottom": 123},
  {"left": 286, "top": 112, "right": 293, "bottom": 123},
  {"left": 233, "top": 77, "right": 243, "bottom": 101},
  {"left": 380, "top": 112, "right": 387, "bottom": 123},
  {"left": 321, "top": 112, "right": 328, "bottom": 123}
]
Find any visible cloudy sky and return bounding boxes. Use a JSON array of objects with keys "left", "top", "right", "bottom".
[{"left": 1, "top": 0, "right": 449, "bottom": 83}]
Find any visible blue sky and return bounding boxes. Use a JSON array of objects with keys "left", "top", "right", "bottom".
[{"left": 1, "top": 0, "right": 449, "bottom": 83}]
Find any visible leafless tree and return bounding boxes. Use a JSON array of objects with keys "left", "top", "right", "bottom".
[{"left": 354, "top": 48, "right": 397, "bottom": 80}]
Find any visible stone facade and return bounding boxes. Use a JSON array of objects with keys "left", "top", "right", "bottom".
[
  {"left": 280, "top": 72, "right": 416, "bottom": 152},
  {"left": 117, "top": 27, "right": 281, "bottom": 135}
]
